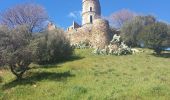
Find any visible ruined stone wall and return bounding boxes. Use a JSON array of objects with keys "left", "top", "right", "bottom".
[
  {"left": 67, "top": 19, "right": 111, "bottom": 49},
  {"left": 91, "top": 19, "right": 111, "bottom": 48}
]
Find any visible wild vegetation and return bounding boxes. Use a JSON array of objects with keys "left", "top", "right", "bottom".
[
  {"left": 121, "top": 15, "right": 170, "bottom": 54},
  {"left": 0, "top": 25, "right": 73, "bottom": 80},
  {"left": 0, "top": 49, "right": 170, "bottom": 100},
  {"left": 93, "top": 34, "right": 132, "bottom": 55},
  {"left": 0, "top": 25, "right": 33, "bottom": 80},
  {"left": 32, "top": 29, "right": 74, "bottom": 65},
  {"left": 0, "top": 3, "right": 73, "bottom": 80}
]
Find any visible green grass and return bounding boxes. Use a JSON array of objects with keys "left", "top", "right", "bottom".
[{"left": 0, "top": 49, "right": 170, "bottom": 100}]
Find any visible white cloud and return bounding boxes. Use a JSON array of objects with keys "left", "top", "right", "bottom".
[
  {"left": 69, "top": 12, "right": 76, "bottom": 18},
  {"left": 68, "top": 11, "right": 81, "bottom": 20}
]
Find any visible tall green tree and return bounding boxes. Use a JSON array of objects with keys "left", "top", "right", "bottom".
[
  {"left": 139, "top": 22, "right": 168, "bottom": 54},
  {"left": 121, "top": 15, "right": 156, "bottom": 47}
]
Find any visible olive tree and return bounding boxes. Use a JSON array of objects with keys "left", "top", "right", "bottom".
[
  {"left": 31, "top": 28, "right": 74, "bottom": 65},
  {"left": 0, "top": 26, "right": 9, "bottom": 66},
  {"left": 0, "top": 25, "right": 33, "bottom": 80},
  {"left": 121, "top": 15, "right": 156, "bottom": 47},
  {"left": 166, "top": 25, "right": 170, "bottom": 47},
  {"left": 139, "top": 22, "right": 168, "bottom": 54}
]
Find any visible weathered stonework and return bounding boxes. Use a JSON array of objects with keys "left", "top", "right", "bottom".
[
  {"left": 82, "top": 0, "right": 101, "bottom": 25},
  {"left": 47, "top": 22, "right": 56, "bottom": 31},
  {"left": 91, "top": 19, "right": 111, "bottom": 48},
  {"left": 67, "top": 0, "right": 111, "bottom": 49}
]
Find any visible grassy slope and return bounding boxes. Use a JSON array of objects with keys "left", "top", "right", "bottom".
[{"left": 0, "top": 49, "right": 170, "bottom": 100}]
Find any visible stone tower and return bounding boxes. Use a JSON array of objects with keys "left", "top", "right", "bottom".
[
  {"left": 82, "top": 0, "right": 101, "bottom": 25},
  {"left": 67, "top": 0, "right": 111, "bottom": 49}
]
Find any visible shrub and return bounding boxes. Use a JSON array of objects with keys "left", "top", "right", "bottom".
[
  {"left": 32, "top": 28, "right": 74, "bottom": 64},
  {"left": 93, "top": 34, "right": 132, "bottom": 56}
]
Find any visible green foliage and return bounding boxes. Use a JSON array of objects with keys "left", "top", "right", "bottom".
[
  {"left": 168, "top": 25, "right": 170, "bottom": 34},
  {"left": 32, "top": 28, "right": 74, "bottom": 64},
  {"left": 164, "top": 25, "right": 170, "bottom": 47},
  {"left": 121, "top": 15, "right": 156, "bottom": 47},
  {"left": 0, "top": 26, "right": 9, "bottom": 67},
  {"left": 0, "top": 25, "right": 33, "bottom": 80},
  {"left": 121, "top": 15, "right": 170, "bottom": 54},
  {"left": 139, "top": 22, "right": 168, "bottom": 54},
  {"left": 0, "top": 26, "right": 73, "bottom": 79}
]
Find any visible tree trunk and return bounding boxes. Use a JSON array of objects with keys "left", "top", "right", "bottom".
[{"left": 9, "top": 65, "right": 27, "bottom": 81}]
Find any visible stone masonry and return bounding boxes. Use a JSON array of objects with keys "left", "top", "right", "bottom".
[
  {"left": 82, "top": 0, "right": 101, "bottom": 25},
  {"left": 67, "top": 0, "right": 111, "bottom": 49}
]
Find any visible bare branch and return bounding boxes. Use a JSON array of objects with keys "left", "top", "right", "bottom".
[
  {"left": 0, "top": 3, "right": 48, "bottom": 32},
  {"left": 108, "top": 9, "right": 136, "bottom": 28}
]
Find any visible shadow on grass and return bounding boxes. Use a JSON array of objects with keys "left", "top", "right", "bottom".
[
  {"left": 2, "top": 55, "right": 82, "bottom": 90},
  {"left": 38, "top": 56, "right": 85, "bottom": 69},
  {"left": 2, "top": 71, "right": 74, "bottom": 90},
  {"left": 0, "top": 77, "right": 2, "bottom": 83},
  {"left": 152, "top": 52, "right": 170, "bottom": 58}
]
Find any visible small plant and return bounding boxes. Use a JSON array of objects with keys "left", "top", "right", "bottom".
[
  {"left": 71, "top": 40, "right": 92, "bottom": 49},
  {"left": 93, "top": 34, "right": 132, "bottom": 56}
]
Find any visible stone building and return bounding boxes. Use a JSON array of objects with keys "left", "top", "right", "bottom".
[
  {"left": 47, "top": 22, "right": 56, "bottom": 31},
  {"left": 67, "top": 21, "right": 81, "bottom": 31},
  {"left": 82, "top": 0, "right": 101, "bottom": 25},
  {"left": 67, "top": 0, "right": 111, "bottom": 49}
]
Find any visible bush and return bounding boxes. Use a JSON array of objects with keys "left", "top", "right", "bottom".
[
  {"left": 93, "top": 34, "right": 132, "bottom": 56},
  {"left": 32, "top": 28, "right": 74, "bottom": 64}
]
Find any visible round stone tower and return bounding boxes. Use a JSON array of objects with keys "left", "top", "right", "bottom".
[
  {"left": 82, "top": 0, "right": 101, "bottom": 25},
  {"left": 92, "top": 19, "right": 111, "bottom": 48}
]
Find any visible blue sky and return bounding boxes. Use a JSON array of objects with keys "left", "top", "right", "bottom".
[{"left": 0, "top": 0, "right": 170, "bottom": 29}]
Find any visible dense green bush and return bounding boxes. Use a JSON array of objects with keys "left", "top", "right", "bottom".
[{"left": 32, "top": 28, "right": 74, "bottom": 64}]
